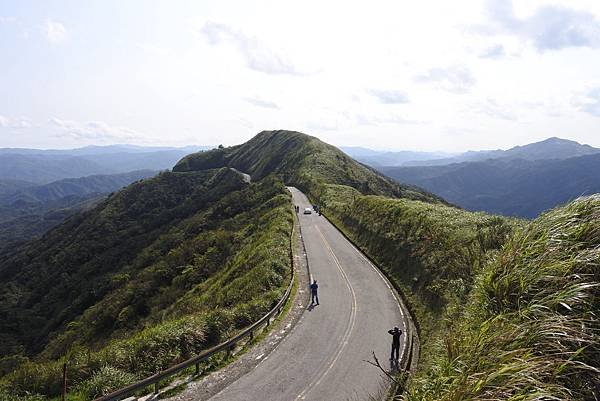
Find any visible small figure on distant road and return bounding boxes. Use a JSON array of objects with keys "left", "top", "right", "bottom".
[
  {"left": 310, "top": 279, "right": 319, "bottom": 305},
  {"left": 388, "top": 326, "right": 403, "bottom": 361}
]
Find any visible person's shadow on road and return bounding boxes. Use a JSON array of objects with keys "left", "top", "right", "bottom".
[{"left": 307, "top": 304, "right": 318, "bottom": 312}]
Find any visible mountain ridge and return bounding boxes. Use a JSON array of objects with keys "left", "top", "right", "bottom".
[
  {"left": 379, "top": 153, "right": 600, "bottom": 218},
  {"left": 403, "top": 137, "right": 600, "bottom": 166},
  {"left": 175, "top": 130, "right": 445, "bottom": 203}
]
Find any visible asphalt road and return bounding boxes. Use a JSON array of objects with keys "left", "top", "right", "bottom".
[{"left": 208, "top": 187, "right": 405, "bottom": 401}]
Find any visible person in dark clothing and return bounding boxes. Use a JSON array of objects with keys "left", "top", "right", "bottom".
[
  {"left": 310, "top": 280, "right": 319, "bottom": 305},
  {"left": 388, "top": 326, "right": 403, "bottom": 361}
]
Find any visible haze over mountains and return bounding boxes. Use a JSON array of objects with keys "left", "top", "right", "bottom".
[
  {"left": 0, "top": 145, "right": 213, "bottom": 252},
  {"left": 0, "top": 144, "right": 212, "bottom": 184},
  {"left": 344, "top": 137, "right": 600, "bottom": 218},
  {"left": 344, "top": 137, "right": 600, "bottom": 167}
]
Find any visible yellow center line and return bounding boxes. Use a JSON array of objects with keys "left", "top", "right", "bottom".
[{"left": 296, "top": 223, "right": 357, "bottom": 400}]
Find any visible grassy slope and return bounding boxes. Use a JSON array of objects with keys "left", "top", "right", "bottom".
[
  {"left": 0, "top": 168, "right": 294, "bottom": 399},
  {"left": 174, "top": 130, "right": 443, "bottom": 203},
  {"left": 320, "top": 185, "right": 517, "bottom": 362},
  {"left": 321, "top": 184, "right": 600, "bottom": 400},
  {"left": 407, "top": 196, "right": 600, "bottom": 400}
]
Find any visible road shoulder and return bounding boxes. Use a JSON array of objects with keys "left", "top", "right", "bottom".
[{"left": 163, "top": 210, "right": 310, "bottom": 401}]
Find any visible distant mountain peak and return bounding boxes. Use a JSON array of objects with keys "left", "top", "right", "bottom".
[{"left": 503, "top": 137, "right": 599, "bottom": 161}]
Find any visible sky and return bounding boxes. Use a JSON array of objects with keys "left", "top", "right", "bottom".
[{"left": 1, "top": 0, "right": 600, "bottom": 152}]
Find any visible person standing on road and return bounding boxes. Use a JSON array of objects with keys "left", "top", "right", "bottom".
[
  {"left": 310, "top": 279, "right": 319, "bottom": 305},
  {"left": 388, "top": 326, "right": 403, "bottom": 361}
]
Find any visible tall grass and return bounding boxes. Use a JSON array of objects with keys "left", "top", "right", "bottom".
[
  {"left": 320, "top": 185, "right": 599, "bottom": 399},
  {"left": 405, "top": 195, "right": 599, "bottom": 400},
  {"left": 320, "top": 184, "right": 516, "bottom": 342}
]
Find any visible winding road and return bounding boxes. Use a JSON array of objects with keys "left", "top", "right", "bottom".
[{"left": 206, "top": 187, "right": 406, "bottom": 401}]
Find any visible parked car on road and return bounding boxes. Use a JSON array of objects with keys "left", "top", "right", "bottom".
[{"left": 303, "top": 207, "right": 312, "bottom": 214}]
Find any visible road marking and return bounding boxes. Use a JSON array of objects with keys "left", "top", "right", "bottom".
[
  {"left": 295, "top": 224, "right": 357, "bottom": 400},
  {"left": 320, "top": 223, "right": 408, "bottom": 356}
]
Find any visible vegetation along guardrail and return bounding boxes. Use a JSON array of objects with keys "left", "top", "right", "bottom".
[{"left": 93, "top": 209, "right": 298, "bottom": 401}]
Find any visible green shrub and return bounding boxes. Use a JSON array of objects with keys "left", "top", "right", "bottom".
[
  {"left": 0, "top": 390, "right": 45, "bottom": 401},
  {"left": 74, "top": 366, "right": 137, "bottom": 399}
]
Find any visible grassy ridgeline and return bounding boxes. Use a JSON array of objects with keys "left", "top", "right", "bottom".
[
  {"left": 321, "top": 184, "right": 600, "bottom": 399},
  {"left": 0, "top": 170, "right": 294, "bottom": 399},
  {"left": 174, "top": 130, "right": 442, "bottom": 203},
  {"left": 407, "top": 195, "right": 600, "bottom": 400}
]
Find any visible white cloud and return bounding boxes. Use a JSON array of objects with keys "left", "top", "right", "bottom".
[
  {"left": 354, "top": 113, "right": 420, "bottom": 126},
  {"left": 199, "top": 21, "right": 304, "bottom": 76},
  {"left": 244, "top": 96, "right": 279, "bottom": 109},
  {"left": 306, "top": 120, "right": 339, "bottom": 132},
  {"left": 482, "top": 0, "right": 600, "bottom": 51},
  {"left": 479, "top": 44, "right": 506, "bottom": 59},
  {"left": 45, "top": 19, "right": 67, "bottom": 44},
  {"left": 50, "top": 118, "right": 144, "bottom": 141},
  {"left": 0, "top": 16, "right": 17, "bottom": 24},
  {"left": 0, "top": 115, "right": 34, "bottom": 129},
  {"left": 367, "top": 89, "right": 410, "bottom": 104},
  {"left": 414, "top": 65, "right": 476, "bottom": 94},
  {"left": 576, "top": 88, "right": 600, "bottom": 117},
  {"left": 472, "top": 98, "right": 518, "bottom": 121}
]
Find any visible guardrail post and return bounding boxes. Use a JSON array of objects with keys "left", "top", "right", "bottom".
[
  {"left": 266, "top": 317, "right": 270, "bottom": 327},
  {"left": 195, "top": 362, "right": 200, "bottom": 376},
  {"left": 154, "top": 382, "right": 159, "bottom": 394}
]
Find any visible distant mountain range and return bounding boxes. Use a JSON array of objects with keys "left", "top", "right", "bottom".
[
  {"left": 343, "top": 137, "right": 600, "bottom": 167},
  {"left": 0, "top": 144, "right": 214, "bottom": 250},
  {"left": 366, "top": 138, "right": 600, "bottom": 218},
  {"left": 0, "top": 170, "right": 157, "bottom": 252},
  {"left": 340, "top": 146, "right": 454, "bottom": 167},
  {"left": 0, "top": 170, "right": 157, "bottom": 210},
  {"left": 0, "top": 144, "right": 213, "bottom": 184}
]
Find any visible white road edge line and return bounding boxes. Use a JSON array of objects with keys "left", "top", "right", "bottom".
[{"left": 321, "top": 221, "right": 408, "bottom": 359}]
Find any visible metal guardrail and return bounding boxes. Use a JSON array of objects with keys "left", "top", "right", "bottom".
[{"left": 94, "top": 212, "right": 297, "bottom": 401}]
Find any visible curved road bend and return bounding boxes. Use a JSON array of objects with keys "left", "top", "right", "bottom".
[{"left": 209, "top": 187, "right": 405, "bottom": 401}]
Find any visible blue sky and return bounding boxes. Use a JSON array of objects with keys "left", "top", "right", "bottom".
[{"left": 1, "top": 0, "right": 600, "bottom": 151}]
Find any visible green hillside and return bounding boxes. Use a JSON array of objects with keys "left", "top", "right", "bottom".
[
  {"left": 0, "top": 167, "right": 294, "bottom": 398},
  {"left": 174, "top": 130, "right": 443, "bottom": 203},
  {"left": 3, "top": 130, "right": 596, "bottom": 400},
  {"left": 320, "top": 185, "right": 599, "bottom": 399},
  {"left": 407, "top": 195, "right": 600, "bottom": 400}
]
